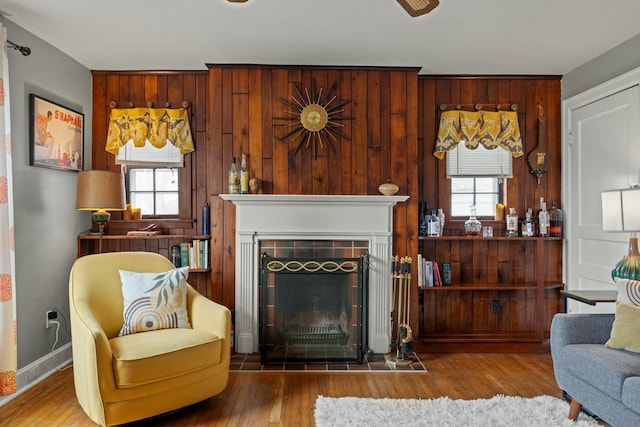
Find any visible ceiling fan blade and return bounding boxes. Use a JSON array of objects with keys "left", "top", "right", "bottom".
[{"left": 397, "top": 0, "right": 439, "bottom": 17}]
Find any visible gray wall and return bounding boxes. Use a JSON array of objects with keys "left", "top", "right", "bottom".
[
  {"left": 3, "top": 19, "right": 91, "bottom": 369},
  {"left": 563, "top": 33, "right": 640, "bottom": 100}
]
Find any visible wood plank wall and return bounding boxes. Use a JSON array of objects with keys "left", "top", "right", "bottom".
[
  {"left": 91, "top": 67, "right": 420, "bottom": 329},
  {"left": 418, "top": 76, "right": 562, "bottom": 217},
  {"left": 417, "top": 76, "right": 563, "bottom": 346},
  {"left": 91, "top": 71, "right": 212, "bottom": 294}
]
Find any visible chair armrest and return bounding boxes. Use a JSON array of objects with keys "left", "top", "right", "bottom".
[
  {"left": 550, "top": 313, "right": 615, "bottom": 356},
  {"left": 187, "top": 286, "right": 231, "bottom": 341},
  {"left": 70, "top": 299, "right": 119, "bottom": 400}
]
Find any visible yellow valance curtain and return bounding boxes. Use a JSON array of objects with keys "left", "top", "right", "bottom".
[
  {"left": 433, "top": 110, "right": 523, "bottom": 159},
  {"left": 105, "top": 108, "right": 195, "bottom": 155}
]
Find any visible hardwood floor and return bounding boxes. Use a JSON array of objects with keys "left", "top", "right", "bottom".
[{"left": 0, "top": 352, "right": 565, "bottom": 427}]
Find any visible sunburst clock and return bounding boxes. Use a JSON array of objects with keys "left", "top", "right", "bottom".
[{"left": 274, "top": 80, "right": 353, "bottom": 159}]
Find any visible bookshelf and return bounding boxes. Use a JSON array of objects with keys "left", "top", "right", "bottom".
[
  {"left": 418, "top": 235, "right": 563, "bottom": 351},
  {"left": 77, "top": 233, "right": 212, "bottom": 272}
]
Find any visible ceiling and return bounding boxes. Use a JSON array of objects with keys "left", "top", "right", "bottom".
[{"left": 2, "top": 0, "right": 640, "bottom": 75}]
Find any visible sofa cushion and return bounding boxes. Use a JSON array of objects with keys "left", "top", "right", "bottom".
[
  {"left": 109, "top": 328, "right": 222, "bottom": 389},
  {"left": 564, "top": 343, "right": 640, "bottom": 400},
  {"left": 118, "top": 267, "right": 191, "bottom": 336},
  {"left": 606, "top": 301, "right": 640, "bottom": 353},
  {"left": 622, "top": 377, "right": 640, "bottom": 413}
]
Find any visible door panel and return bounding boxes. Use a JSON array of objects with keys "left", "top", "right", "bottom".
[{"left": 568, "top": 85, "right": 640, "bottom": 313}]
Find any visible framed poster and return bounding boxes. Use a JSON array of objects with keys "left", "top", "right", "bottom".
[{"left": 29, "top": 94, "right": 84, "bottom": 171}]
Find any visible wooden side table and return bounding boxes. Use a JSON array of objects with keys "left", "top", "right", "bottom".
[{"left": 560, "top": 290, "right": 617, "bottom": 312}]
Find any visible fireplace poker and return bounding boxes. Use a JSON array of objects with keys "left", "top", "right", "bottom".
[
  {"left": 386, "top": 256, "right": 414, "bottom": 368},
  {"left": 389, "top": 256, "right": 399, "bottom": 351}
]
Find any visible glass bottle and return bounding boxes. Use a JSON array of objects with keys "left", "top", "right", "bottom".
[
  {"left": 506, "top": 208, "right": 518, "bottom": 237},
  {"left": 538, "top": 200, "right": 549, "bottom": 237},
  {"left": 522, "top": 208, "right": 535, "bottom": 237},
  {"left": 228, "top": 156, "right": 240, "bottom": 194},
  {"left": 550, "top": 201, "right": 564, "bottom": 237},
  {"left": 437, "top": 208, "right": 445, "bottom": 237},
  {"left": 240, "top": 153, "right": 249, "bottom": 194},
  {"left": 419, "top": 202, "right": 427, "bottom": 236},
  {"left": 427, "top": 209, "right": 440, "bottom": 237},
  {"left": 464, "top": 205, "right": 482, "bottom": 236}
]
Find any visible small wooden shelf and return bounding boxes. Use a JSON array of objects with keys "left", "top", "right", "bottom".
[
  {"left": 77, "top": 234, "right": 212, "bottom": 275},
  {"left": 418, "top": 235, "right": 562, "bottom": 241},
  {"left": 420, "top": 282, "right": 563, "bottom": 291},
  {"left": 78, "top": 233, "right": 211, "bottom": 240}
]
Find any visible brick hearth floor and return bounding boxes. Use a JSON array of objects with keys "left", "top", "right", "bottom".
[{"left": 230, "top": 352, "right": 428, "bottom": 372}]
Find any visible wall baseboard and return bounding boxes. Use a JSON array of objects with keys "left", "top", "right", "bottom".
[{"left": 0, "top": 343, "right": 72, "bottom": 407}]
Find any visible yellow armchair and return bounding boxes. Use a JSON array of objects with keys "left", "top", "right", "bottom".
[{"left": 69, "top": 251, "right": 230, "bottom": 426}]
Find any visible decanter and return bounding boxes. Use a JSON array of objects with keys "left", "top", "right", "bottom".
[{"left": 464, "top": 205, "right": 482, "bottom": 236}]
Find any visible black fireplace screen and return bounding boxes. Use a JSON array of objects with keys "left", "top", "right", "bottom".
[{"left": 260, "top": 254, "right": 369, "bottom": 364}]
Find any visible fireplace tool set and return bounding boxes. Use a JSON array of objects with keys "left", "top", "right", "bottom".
[{"left": 385, "top": 255, "right": 414, "bottom": 368}]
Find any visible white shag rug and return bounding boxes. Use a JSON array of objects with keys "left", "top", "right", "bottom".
[{"left": 314, "top": 395, "right": 598, "bottom": 427}]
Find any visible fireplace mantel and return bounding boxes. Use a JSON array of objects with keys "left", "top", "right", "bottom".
[{"left": 220, "top": 194, "right": 409, "bottom": 354}]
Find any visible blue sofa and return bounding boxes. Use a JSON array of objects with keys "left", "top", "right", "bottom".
[{"left": 550, "top": 313, "right": 640, "bottom": 426}]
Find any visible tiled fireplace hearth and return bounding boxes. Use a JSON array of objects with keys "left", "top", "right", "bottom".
[{"left": 220, "top": 194, "right": 408, "bottom": 354}]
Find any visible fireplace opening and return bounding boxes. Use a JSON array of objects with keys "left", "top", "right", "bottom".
[{"left": 260, "top": 254, "right": 369, "bottom": 364}]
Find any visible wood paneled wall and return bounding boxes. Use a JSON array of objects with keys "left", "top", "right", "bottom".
[
  {"left": 208, "top": 65, "right": 420, "bottom": 313},
  {"left": 91, "top": 67, "right": 420, "bottom": 321},
  {"left": 418, "top": 76, "right": 562, "bottom": 215}
]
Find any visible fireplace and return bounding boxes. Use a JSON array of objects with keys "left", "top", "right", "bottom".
[
  {"left": 260, "top": 252, "right": 369, "bottom": 364},
  {"left": 219, "top": 194, "right": 408, "bottom": 355}
]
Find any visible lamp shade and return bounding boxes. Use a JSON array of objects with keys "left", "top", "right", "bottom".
[
  {"left": 76, "top": 170, "right": 126, "bottom": 211},
  {"left": 602, "top": 186, "right": 640, "bottom": 232},
  {"left": 602, "top": 185, "right": 640, "bottom": 281}
]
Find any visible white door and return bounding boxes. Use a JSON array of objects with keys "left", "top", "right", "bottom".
[{"left": 566, "top": 84, "right": 640, "bottom": 313}]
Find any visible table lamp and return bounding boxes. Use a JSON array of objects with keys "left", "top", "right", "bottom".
[
  {"left": 76, "top": 170, "right": 126, "bottom": 253},
  {"left": 602, "top": 185, "right": 640, "bottom": 280}
]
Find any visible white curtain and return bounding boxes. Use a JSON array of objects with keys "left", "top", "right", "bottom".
[{"left": 0, "top": 24, "right": 17, "bottom": 396}]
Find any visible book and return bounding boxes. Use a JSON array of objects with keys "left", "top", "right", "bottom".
[
  {"left": 180, "top": 242, "right": 190, "bottom": 268},
  {"left": 200, "top": 240, "right": 208, "bottom": 269}
]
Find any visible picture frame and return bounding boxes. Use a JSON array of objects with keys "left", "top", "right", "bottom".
[{"left": 29, "top": 94, "right": 84, "bottom": 172}]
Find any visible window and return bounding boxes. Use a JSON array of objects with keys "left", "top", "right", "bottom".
[
  {"left": 450, "top": 177, "right": 503, "bottom": 217},
  {"left": 128, "top": 167, "right": 179, "bottom": 217}
]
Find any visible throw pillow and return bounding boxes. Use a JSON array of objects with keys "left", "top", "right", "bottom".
[
  {"left": 118, "top": 266, "right": 191, "bottom": 336},
  {"left": 615, "top": 278, "right": 640, "bottom": 306},
  {"left": 606, "top": 301, "right": 640, "bottom": 353}
]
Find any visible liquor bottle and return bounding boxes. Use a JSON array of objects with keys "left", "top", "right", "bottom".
[
  {"left": 464, "top": 205, "right": 482, "bottom": 236},
  {"left": 506, "top": 208, "right": 519, "bottom": 237},
  {"left": 419, "top": 202, "right": 427, "bottom": 236},
  {"left": 228, "top": 156, "right": 240, "bottom": 194},
  {"left": 550, "top": 201, "right": 564, "bottom": 237},
  {"left": 427, "top": 209, "right": 440, "bottom": 237},
  {"left": 240, "top": 153, "right": 249, "bottom": 194},
  {"left": 437, "top": 208, "right": 445, "bottom": 237},
  {"left": 202, "top": 202, "right": 211, "bottom": 235},
  {"left": 538, "top": 200, "right": 549, "bottom": 237},
  {"left": 521, "top": 208, "right": 535, "bottom": 237}
]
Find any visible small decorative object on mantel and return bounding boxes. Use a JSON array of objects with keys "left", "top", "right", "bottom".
[
  {"left": 527, "top": 104, "right": 552, "bottom": 188},
  {"left": 249, "top": 177, "right": 261, "bottom": 194},
  {"left": 378, "top": 180, "right": 399, "bottom": 196}
]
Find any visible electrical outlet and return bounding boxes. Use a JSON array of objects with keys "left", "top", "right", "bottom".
[
  {"left": 491, "top": 299, "right": 502, "bottom": 314},
  {"left": 28, "top": 366, "right": 40, "bottom": 382},
  {"left": 46, "top": 309, "right": 57, "bottom": 328}
]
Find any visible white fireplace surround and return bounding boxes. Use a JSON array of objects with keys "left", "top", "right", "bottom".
[{"left": 220, "top": 194, "right": 409, "bottom": 354}]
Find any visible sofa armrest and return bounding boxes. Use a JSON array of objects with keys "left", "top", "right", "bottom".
[{"left": 550, "top": 313, "right": 615, "bottom": 357}]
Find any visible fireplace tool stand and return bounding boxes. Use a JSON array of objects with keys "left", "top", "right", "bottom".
[{"left": 386, "top": 255, "right": 414, "bottom": 368}]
